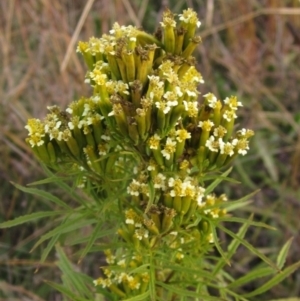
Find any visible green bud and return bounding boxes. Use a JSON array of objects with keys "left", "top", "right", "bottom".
[
  {"left": 182, "top": 36, "right": 202, "bottom": 59},
  {"left": 215, "top": 153, "right": 228, "bottom": 168},
  {"left": 152, "top": 148, "right": 164, "bottom": 166},
  {"left": 66, "top": 136, "right": 81, "bottom": 158},
  {"left": 116, "top": 56, "right": 127, "bottom": 82},
  {"left": 169, "top": 105, "right": 185, "bottom": 129},
  {"left": 144, "top": 219, "right": 160, "bottom": 235},
  {"left": 107, "top": 54, "right": 121, "bottom": 80},
  {"left": 135, "top": 109, "right": 147, "bottom": 140},
  {"left": 105, "top": 153, "right": 118, "bottom": 174},
  {"left": 181, "top": 196, "right": 192, "bottom": 215},
  {"left": 162, "top": 193, "right": 173, "bottom": 208},
  {"left": 47, "top": 142, "right": 57, "bottom": 164},
  {"left": 174, "top": 27, "right": 186, "bottom": 55},
  {"left": 84, "top": 145, "right": 102, "bottom": 173},
  {"left": 172, "top": 196, "right": 182, "bottom": 213},
  {"left": 174, "top": 140, "right": 185, "bottom": 161},
  {"left": 117, "top": 228, "right": 131, "bottom": 243},
  {"left": 127, "top": 118, "right": 139, "bottom": 145},
  {"left": 56, "top": 139, "right": 73, "bottom": 158},
  {"left": 36, "top": 143, "right": 51, "bottom": 164},
  {"left": 123, "top": 50, "right": 136, "bottom": 82},
  {"left": 157, "top": 109, "right": 166, "bottom": 133},
  {"left": 198, "top": 220, "right": 210, "bottom": 233},
  {"left": 161, "top": 207, "right": 176, "bottom": 233},
  {"left": 164, "top": 25, "right": 175, "bottom": 53},
  {"left": 73, "top": 127, "right": 86, "bottom": 149},
  {"left": 108, "top": 284, "right": 126, "bottom": 298},
  {"left": 130, "top": 80, "right": 143, "bottom": 107},
  {"left": 85, "top": 131, "right": 96, "bottom": 149}
]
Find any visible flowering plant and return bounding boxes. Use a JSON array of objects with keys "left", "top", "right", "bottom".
[{"left": 2, "top": 7, "right": 298, "bottom": 301}]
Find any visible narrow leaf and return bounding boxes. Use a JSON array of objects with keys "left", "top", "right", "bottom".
[
  {"left": 205, "top": 167, "right": 232, "bottom": 195},
  {"left": 227, "top": 267, "right": 274, "bottom": 289},
  {"left": 12, "top": 182, "right": 71, "bottom": 210},
  {"left": 218, "top": 224, "right": 279, "bottom": 271},
  {"left": 209, "top": 221, "right": 230, "bottom": 266},
  {"left": 56, "top": 244, "right": 93, "bottom": 299},
  {"left": 242, "top": 260, "right": 300, "bottom": 298},
  {"left": 122, "top": 291, "right": 150, "bottom": 301},
  {"left": 31, "top": 216, "right": 97, "bottom": 252},
  {"left": 213, "top": 215, "right": 252, "bottom": 276},
  {"left": 0, "top": 211, "right": 61, "bottom": 228},
  {"left": 45, "top": 280, "right": 90, "bottom": 301},
  {"left": 40, "top": 233, "right": 61, "bottom": 263},
  {"left": 78, "top": 221, "right": 103, "bottom": 262},
  {"left": 276, "top": 237, "right": 294, "bottom": 270},
  {"left": 157, "top": 281, "right": 226, "bottom": 300}
]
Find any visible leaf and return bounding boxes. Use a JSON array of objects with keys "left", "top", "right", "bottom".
[
  {"left": 219, "top": 190, "right": 259, "bottom": 212},
  {"left": 55, "top": 244, "right": 94, "bottom": 299},
  {"left": 218, "top": 224, "right": 279, "bottom": 271},
  {"left": 213, "top": 214, "right": 253, "bottom": 276},
  {"left": 12, "top": 182, "right": 71, "bottom": 210},
  {"left": 40, "top": 233, "right": 61, "bottom": 262},
  {"left": 149, "top": 254, "right": 157, "bottom": 301},
  {"left": 31, "top": 216, "right": 97, "bottom": 252},
  {"left": 41, "top": 167, "right": 91, "bottom": 206},
  {"left": 242, "top": 260, "right": 300, "bottom": 298},
  {"left": 0, "top": 211, "right": 61, "bottom": 228},
  {"left": 45, "top": 280, "right": 90, "bottom": 301},
  {"left": 216, "top": 216, "right": 275, "bottom": 230},
  {"left": 276, "top": 237, "right": 294, "bottom": 270},
  {"left": 78, "top": 221, "right": 103, "bottom": 262},
  {"left": 157, "top": 281, "right": 226, "bottom": 300},
  {"left": 254, "top": 133, "right": 278, "bottom": 182},
  {"left": 205, "top": 167, "right": 232, "bottom": 195},
  {"left": 209, "top": 221, "right": 230, "bottom": 266},
  {"left": 227, "top": 267, "right": 274, "bottom": 289},
  {"left": 122, "top": 291, "right": 150, "bottom": 301}
]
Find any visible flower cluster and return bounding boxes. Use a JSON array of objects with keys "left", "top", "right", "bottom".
[
  {"left": 24, "top": 7, "right": 254, "bottom": 299},
  {"left": 93, "top": 250, "right": 149, "bottom": 298}
]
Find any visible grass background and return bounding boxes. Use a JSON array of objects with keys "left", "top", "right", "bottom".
[{"left": 0, "top": 0, "right": 300, "bottom": 300}]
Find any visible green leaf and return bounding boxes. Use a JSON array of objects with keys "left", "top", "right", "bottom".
[
  {"left": 218, "top": 224, "right": 279, "bottom": 271},
  {"left": 227, "top": 267, "right": 274, "bottom": 289},
  {"left": 157, "top": 281, "right": 226, "bottom": 300},
  {"left": 12, "top": 182, "right": 72, "bottom": 210},
  {"left": 242, "top": 260, "right": 300, "bottom": 298},
  {"left": 219, "top": 190, "right": 259, "bottom": 212},
  {"left": 205, "top": 167, "right": 232, "bottom": 195},
  {"left": 254, "top": 133, "right": 278, "bottom": 182},
  {"left": 31, "top": 215, "right": 97, "bottom": 252},
  {"left": 122, "top": 291, "right": 150, "bottom": 301},
  {"left": 78, "top": 221, "right": 103, "bottom": 262},
  {"left": 40, "top": 167, "right": 92, "bottom": 207},
  {"left": 216, "top": 216, "right": 275, "bottom": 230},
  {"left": 149, "top": 253, "right": 157, "bottom": 301},
  {"left": 45, "top": 280, "right": 90, "bottom": 301},
  {"left": 55, "top": 244, "right": 94, "bottom": 299},
  {"left": 40, "top": 233, "right": 61, "bottom": 263},
  {"left": 0, "top": 211, "right": 62, "bottom": 228},
  {"left": 213, "top": 214, "right": 253, "bottom": 276},
  {"left": 209, "top": 221, "right": 230, "bottom": 266},
  {"left": 276, "top": 237, "right": 294, "bottom": 270}
]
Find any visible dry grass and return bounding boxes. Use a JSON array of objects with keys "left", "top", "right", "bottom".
[{"left": 1, "top": 0, "right": 300, "bottom": 300}]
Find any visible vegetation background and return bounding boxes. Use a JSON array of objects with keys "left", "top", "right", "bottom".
[{"left": 0, "top": 0, "right": 300, "bottom": 300}]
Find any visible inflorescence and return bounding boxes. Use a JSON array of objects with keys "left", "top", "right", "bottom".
[{"left": 25, "top": 8, "right": 254, "bottom": 298}]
